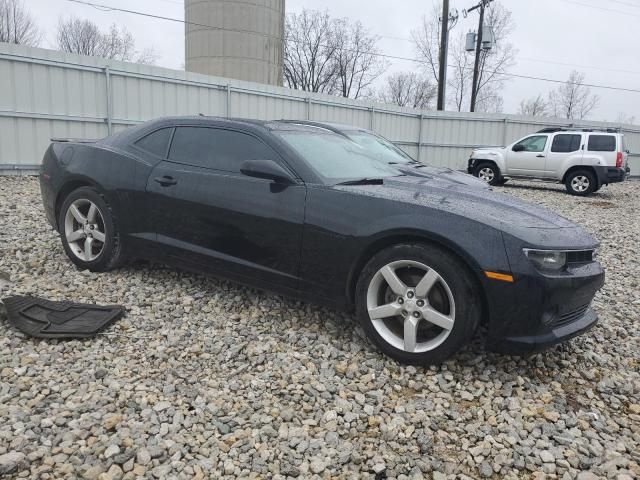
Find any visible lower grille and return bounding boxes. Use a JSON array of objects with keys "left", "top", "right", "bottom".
[{"left": 554, "top": 304, "right": 590, "bottom": 328}]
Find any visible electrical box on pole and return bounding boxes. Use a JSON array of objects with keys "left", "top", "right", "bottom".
[
  {"left": 481, "top": 26, "right": 495, "bottom": 50},
  {"left": 465, "top": 32, "right": 476, "bottom": 52}
]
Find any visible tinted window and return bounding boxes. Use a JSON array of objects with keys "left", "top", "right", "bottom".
[
  {"left": 135, "top": 128, "right": 173, "bottom": 157},
  {"left": 168, "top": 127, "right": 276, "bottom": 172},
  {"left": 551, "top": 134, "right": 582, "bottom": 153},
  {"left": 514, "top": 135, "right": 547, "bottom": 153},
  {"left": 588, "top": 135, "right": 616, "bottom": 152},
  {"left": 277, "top": 131, "right": 402, "bottom": 181}
]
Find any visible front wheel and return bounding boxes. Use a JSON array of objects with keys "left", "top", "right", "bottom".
[
  {"left": 58, "top": 187, "right": 124, "bottom": 272},
  {"left": 565, "top": 170, "right": 596, "bottom": 196},
  {"left": 473, "top": 162, "right": 502, "bottom": 186},
  {"left": 355, "top": 244, "right": 481, "bottom": 365}
]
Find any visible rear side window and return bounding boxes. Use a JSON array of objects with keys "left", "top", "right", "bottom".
[
  {"left": 134, "top": 128, "right": 173, "bottom": 157},
  {"left": 588, "top": 135, "right": 616, "bottom": 152},
  {"left": 551, "top": 134, "right": 582, "bottom": 153},
  {"left": 168, "top": 127, "right": 277, "bottom": 172}
]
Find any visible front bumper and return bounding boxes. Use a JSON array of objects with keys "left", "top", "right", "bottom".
[
  {"left": 484, "top": 254, "right": 604, "bottom": 355},
  {"left": 594, "top": 165, "right": 628, "bottom": 185},
  {"left": 467, "top": 158, "right": 475, "bottom": 174}
]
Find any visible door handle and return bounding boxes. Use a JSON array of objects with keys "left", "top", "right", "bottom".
[
  {"left": 154, "top": 176, "right": 177, "bottom": 186},
  {"left": 536, "top": 155, "right": 545, "bottom": 158}
]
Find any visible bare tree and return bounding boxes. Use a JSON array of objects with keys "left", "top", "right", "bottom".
[
  {"left": 518, "top": 94, "right": 548, "bottom": 116},
  {"left": 283, "top": 10, "right": 387, "bottom": 98},
  {"left": 471, "top": 3, "right": 516, "bottom": 111},
  {"left": 476, "top": 85, "right": 504, "bottom": 113},
  {"left": 411, "top": 3, "right": 444, "bottom": 85},
  {"left": 412, "top": 2, "right": 516, "bottom": 112},
  {"left": 614, "top": 112, "right": 636, "bottom": 125},
  {"left": 283, "top": 10, "right": 339, "bottom": 94},
  {"left": 379, "top": 71, "right": 436, "bottom": 109},
  {"left": 0, "top": 0, "right": 41, "bottom": 46},
  {"left": 333, "top": 20, "right": 387, "bottom": 99},
  {"left": 548, "top": 70, "right": 599, "bottom": 120},
  {"left": 56, "top": 17, "right": 157, "bottom": 64},
  {"left": 446, "top": 32, "right": 474, "bottom": 112}
]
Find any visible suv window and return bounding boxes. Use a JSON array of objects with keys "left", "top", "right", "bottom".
[
  {"left": 588, "top": 135, "right": 616, "bottom": 152},
  {"left": 168, "top": 127, "right": 277, "bottom": 172},
  {"left": 514, "top": 135, "right": 547, "bottom": 153},
  {"left": 134, "top": 128, "right": 173, "bottom": 157},
  {"left": 551, "top": 134, "right": 582, "bottom": 153}
]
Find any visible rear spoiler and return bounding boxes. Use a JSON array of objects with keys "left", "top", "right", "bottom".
[{"left": 50, "top": 138, "right": 99, "bottom": 143}]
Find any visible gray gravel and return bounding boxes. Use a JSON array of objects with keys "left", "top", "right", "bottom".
[{"left": 0, "top": 176, "right": 639, "bottom": 479}]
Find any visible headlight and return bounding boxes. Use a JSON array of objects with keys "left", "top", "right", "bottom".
[{"left": 523, "top": 249, "right": 567, "bottom": 271}]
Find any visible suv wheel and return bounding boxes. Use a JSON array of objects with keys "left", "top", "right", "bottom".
[
  {"left": 355, "top": 244, "right": 481, "bottom": 365},
  {"left": 58, "top": 187, "right": 124, "bottom": 272},
  {"left": 473, "top": 162, "right": 501, "bottom": 186},
  {"left": 565, "top": 170, "right": 596, "bottom": 196}
]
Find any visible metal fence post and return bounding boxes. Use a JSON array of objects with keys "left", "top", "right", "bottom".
[
  {"left": 306, "top": 97, "right": 311, "bottom": 120},
  {"left": 417, "top": 114, "right": 424, "bottom": 163},
  {"left": 502, "top": 117, "right": 508, "bottom": 146},
  {"left": 369, "top": 107, "right": 375, "bottom": 130},
  {"left": 226, "top": 84, "right": 231, "bottom": 118},
  {"left": 104, "top": 66, "right": 113, "bottom": 135}
]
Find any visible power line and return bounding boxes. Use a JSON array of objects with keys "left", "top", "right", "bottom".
[
  {"left": 558, "top": 0, "right": 640, "bottom": 18},
  {"left": 64, "top": 0, "right": 640, "bottom": 95}
]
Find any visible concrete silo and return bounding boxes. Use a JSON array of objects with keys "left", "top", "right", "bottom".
[{"left": 185, "top": 0, "right": 285, "bottom": 86}]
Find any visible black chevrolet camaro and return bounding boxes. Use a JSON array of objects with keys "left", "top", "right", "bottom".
[{"left": 39, "top": 117, "right": 604, "bottom": 364}]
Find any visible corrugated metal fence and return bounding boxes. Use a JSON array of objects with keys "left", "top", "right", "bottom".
[{"left": 1, "top": 43, "right": 639, "bottom": 176}]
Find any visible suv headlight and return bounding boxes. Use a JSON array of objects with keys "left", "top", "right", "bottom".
[{"left": 523, "top": 249, "right": 567, "bottom": 271}]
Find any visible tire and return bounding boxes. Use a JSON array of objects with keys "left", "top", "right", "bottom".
[
  {"left": 473, "top": 162, "right": 502, "bottom": 186},
  {"left": 355, "top": 243, "right": 481, "bottom": 365},
  {"left": 565, "top": 169, "right": 596, "bottom": 196},
  {"left": 58, "top": 186, "right": 124, "bottom": 272}
]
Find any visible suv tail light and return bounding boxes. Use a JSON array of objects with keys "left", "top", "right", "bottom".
[{"left": 616, "top": 151, "right": 623, "bottom": 168}]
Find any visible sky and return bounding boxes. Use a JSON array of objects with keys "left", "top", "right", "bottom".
[{"left": 26, "top": 0, "right": 640, "bottom": 123}]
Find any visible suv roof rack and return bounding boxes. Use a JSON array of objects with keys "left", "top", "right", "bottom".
[{"left": 536, "top": 127, "right": 620, "bottom": 134}]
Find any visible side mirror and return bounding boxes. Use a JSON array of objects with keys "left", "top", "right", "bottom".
[
  {"left": 240, "top": 159, "right": 295, "bottom": 184},
  {"left": 512, "top": 144, "right": 525, "bottom": 152}
]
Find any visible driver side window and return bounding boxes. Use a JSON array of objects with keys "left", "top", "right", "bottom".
[{"left": 514, "top": 135, "right": 548, "bottom": 153}]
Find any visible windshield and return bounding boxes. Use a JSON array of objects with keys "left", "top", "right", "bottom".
[
  {"left": 346, "top": 131, "right": 417, "bottom": 165},
  {"left": 277, "top": 131, "right": 403, "bottom": 182}
]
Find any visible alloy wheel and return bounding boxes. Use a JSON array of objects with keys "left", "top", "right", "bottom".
[
  {"left": 478, "top": 167, "right": 495, "bottom": 183},
  {"left": 571, "top": 175, "right": 590, "bottom": 193},
  {"left": 64, "top": 199, "right": 107, "bottom": 262},
  {"left": 366, "top": 260, "right": 456, "bottom": 353}
]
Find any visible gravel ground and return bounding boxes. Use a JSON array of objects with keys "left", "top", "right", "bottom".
[{"left": 0, "top": 176, "right": 638, "bottom": 480}]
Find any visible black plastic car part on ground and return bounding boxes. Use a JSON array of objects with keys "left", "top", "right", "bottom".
[
  {"left": 2, "top": 296, "right": 125, "bottom": 338},
  {"left": 39, "top": 116, "right": 605, "bottom": 364}
]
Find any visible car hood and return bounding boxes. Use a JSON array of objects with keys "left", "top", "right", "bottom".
[
  {"left": 397, "top": 164, "right": 489, "bottom": 189},
  {"left": 335, "top": 175, "right": 591, "bottom": 243}
]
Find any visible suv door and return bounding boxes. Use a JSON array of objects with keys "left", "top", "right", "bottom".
[
  {"left": 546, "top": 133, "right": 583, "bottom": 179},
  {"left": 505, "top": 135, "right": 549, "bottom": 176},
  {"left": 145, "top": 126, "right": 306, "bottom": 290}
]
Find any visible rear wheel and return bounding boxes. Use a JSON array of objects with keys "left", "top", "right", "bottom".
[
  {"left": 355, "top": 244, "right": 481, "bottom": 365},
  {"left": 473, "top": 162, "right": 502, "bottom": 186},
  {"left": 565, "top": 170, "right": 596, "bottom": 196},
  {"left": 58, "top": 187, "right": 124, "bottom": 272}
]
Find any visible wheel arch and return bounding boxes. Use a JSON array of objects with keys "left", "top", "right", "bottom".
[
  {"left": 54, "top": 177, "right": 102, "bottom": 231},
  {"left": 346, "top": 230, "right": 489, "bottom": 322},
  {"left": 562, "top": 165, "right": 598, "bottom": 185}
]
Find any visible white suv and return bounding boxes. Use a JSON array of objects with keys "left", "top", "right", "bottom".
[{"left": 467, "top": 128, "right": 630, "bottom": 195}]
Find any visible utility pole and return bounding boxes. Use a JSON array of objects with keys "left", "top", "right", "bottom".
[
  {"left": 436, "top": 0, "right": 449, "bottom": 110},
  {"left": 468, "top": 0, "right": 492, "bottom": 112}
]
